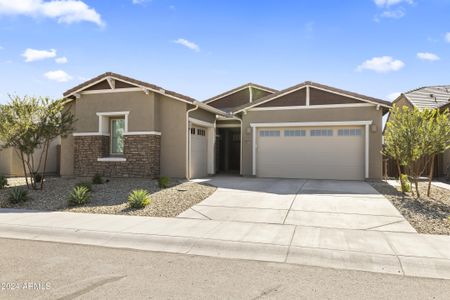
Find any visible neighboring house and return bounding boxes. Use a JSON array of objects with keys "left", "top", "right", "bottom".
[
  {"left": 391, "top": 85, "right": 450, "bottom": 177},
  {"left": 0, "top": 138, "right": 60, "bottom": 177},
  {"left": 61, "top": 72, "right": 391, "bottom": 181}
]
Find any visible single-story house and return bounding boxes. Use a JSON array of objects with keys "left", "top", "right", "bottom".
[
  {"left": 391, "top": 85, "right": 450, "bottom": 176},
  {"left": 61, "top": 72, "right": 391, "bottom": 181}
]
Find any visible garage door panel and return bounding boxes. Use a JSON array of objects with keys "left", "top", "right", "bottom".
[
  {"left": 256, "top": 127, "right": 364, "bottom": 180},
  {"left": 190, "top": 126, "right": 208, "bottom": 179}
]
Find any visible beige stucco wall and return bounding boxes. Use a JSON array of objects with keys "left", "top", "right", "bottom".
[
  {"left": 60, "top": 103, "right": 76, "bottom": 177},
  {"left": 0, "top": 148, "right": 13, "bottom": 176},
  {"left": 0, "top": 138, "right": 60, "bottom": 177},
  {"left": 239, "top": 106, "right": 384, "bottom": 179},
  {"left": 189, "top": 107, "right": 216, "bottom": 124},
  {"left": 159, "top": 95, "right": 188, "bottom": 178},
  {"left": 75, "top": 91, "right": 156, "bottom": 132},
  {"left": 61, "top": 92, "right": 190, "bottom": 178}
]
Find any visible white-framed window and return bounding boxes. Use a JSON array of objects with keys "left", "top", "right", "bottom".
[
  {"left": 197, "top": 128, "right": 206, "bottom": 136},
  {"left": 190, "top": 128, "right": 196, "bottom": 135},
  {"left": 259, "top": 130, "right": 280, "bottom": 137},
  {"left": 338, "top": 128, "right": 362, "bottom": 136},
  {"left": 110, "top": 118, "right": 125, "bottom": 155},
  {"left": 310, "top": 129, "right": 333, "bottom": 136},
  {"left": 284, "top": 129, "right": 306, "bottom": 137}
]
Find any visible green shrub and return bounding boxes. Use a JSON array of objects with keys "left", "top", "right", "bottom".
[
  {"left": 400, "top": 174, "right": 411, "bottom": 193},
  {"left": 68, "top": 186, "right": 91, "bottom": 206},
  {"left": 159, "top": 176, "right": 170, "bottom": 189},
  {"left": 32, "top": 172, "right": 42, "bottom": 183},
  {"left": 75, "top": 182, "right": 93, "bottom": 192},
  {"left": 0, "top": 175, "right": 7, "bottom": 189},
  {"left": 8, "top": 188, "right": 29, "bottom": 204},
  {"left": 92, "top": 173, "right": 104, "bottom": 184},
  {"left": 128, "top": 189, "right": 151, "bottom": 209}
]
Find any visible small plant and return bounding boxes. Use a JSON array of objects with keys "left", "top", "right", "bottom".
[
  {"left": 68, "top": 186, "right": 91, "bottom": 206},
  {"left": 75, "top": 182, "right": 93, "bottom": 192},
  {"left": 8, "top": 187, "right": 29, "bottom": 204},
  {"left": 32, "top": 172, "right": 42, "bottom": 184},
  {"left": 159, "top": 176, "right": 170, "bottom": 189},
  {"left": 92, "top": 173, "right": 104, "bottom": 184},
  {"left": 400, "top": 174, "right": 411, "bottom": 193},
  {"left": 0, "top": 175, "right": 7, "bottom": 189},
  {"left": 128, "top": 189, "right": 151, "bottom": 209}
]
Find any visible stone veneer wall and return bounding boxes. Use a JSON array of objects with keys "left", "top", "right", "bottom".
[{"left": 74, "top": 134, "right": 160, "bottom": 177}]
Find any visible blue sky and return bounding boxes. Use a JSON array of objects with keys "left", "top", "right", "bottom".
[{"left": 0, "top": 0, "right": 449, "bottom": 104}]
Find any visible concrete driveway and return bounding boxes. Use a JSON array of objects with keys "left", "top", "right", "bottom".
[{"left": 178, "top": 176, "right": 415, "bottom": 233}]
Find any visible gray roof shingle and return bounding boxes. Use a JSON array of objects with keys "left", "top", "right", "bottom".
[{"left": 403, "top": 85, "right": 450, "bottom": 109}]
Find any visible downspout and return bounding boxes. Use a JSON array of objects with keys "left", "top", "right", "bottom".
[{"left": 186, "top": 104, "right": 199, "bottom": 179}]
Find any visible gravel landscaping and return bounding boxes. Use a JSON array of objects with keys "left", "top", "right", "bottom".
[
  {"left": 369, "top": 181, "right": 450, "bottom": 235},
  {"left": 0, "top": 177, "right": 216, "bottom": 217}
]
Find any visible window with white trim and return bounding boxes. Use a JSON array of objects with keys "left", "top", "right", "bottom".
[
  {"left": 284, "top": 129, "right": 306, "bottom": 137},
  {"left": 259, "top": 130, "right": 281, "bottom": 137},
  {"left": 338, "top": 128, "right": 362, "bottom": 136},
  {"left": 310, "top": 129, "right": 333, "bottom": 136},
  {"left": 197, "top": 129, "right": 206, "bottom": 136}
]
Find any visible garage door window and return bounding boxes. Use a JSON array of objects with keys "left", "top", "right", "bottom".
[
  {"left": 259, "top": 130, "right": 280, "bottom": 137},
  {"left": 284, "top": 130, "right": 306, "bottom": 137},
  {"left": 310, "top": 129, "right": 333, "bottom": 136},
  {"left": 338, "top": 129, "right": 362, "bottom": 136}
]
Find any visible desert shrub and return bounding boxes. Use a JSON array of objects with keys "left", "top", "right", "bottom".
[
  {"left": 75, "top": 182, "right": 93, "bottom": 192},
  {"left": 128, "top": 189, "right": 151, "bottom": 209},
  {"left": 92, "top": 173, "right": 104, "bottom": 184},
  {"left": 400, "top": 174, "right": 411, "bottom": 193},
  {"left": 32, "top": 172, "right": 42, "bottom": 183},
  {"left": 68, "top": 186, "right": 91, "bottom": 206},
  {"left": 159, "top": 176, "right": 170, "bottom": 189},
  {"left": 8, "top": 187, "right": 29, "bottom": 204},
  {"left": 0, "top": 175, "right": 7, "bottom": 189}
]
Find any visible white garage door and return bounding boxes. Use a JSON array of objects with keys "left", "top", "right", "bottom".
[
  {"left": 256, "top": 127, "right": 365, "bottom": 180},
  {"left": 190, "top": 126, "right": 208, "bottom": 178}
]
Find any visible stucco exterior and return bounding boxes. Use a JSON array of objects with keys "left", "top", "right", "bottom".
[
  {"left": 0, "top": 138, "right": 60, "bottom": 177},
  {"left": 60, "top": 90, "right": 191, "bottom": 178},
  {"left": 239, "top": 106, "right": 384, "bottom": 179},
  {"left": 60, "top": 73, "right": 390, "bottom": 181},
  {"left": 76, "top": 91, "right": 156, "bottom": 132}
]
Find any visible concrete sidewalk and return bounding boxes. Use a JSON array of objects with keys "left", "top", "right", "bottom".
[{"left": 1, "top": 209, "right": 449, "bottom": 280}]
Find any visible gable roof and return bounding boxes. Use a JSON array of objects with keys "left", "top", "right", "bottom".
[
  {"left": 233, "top": 81, "right": 391, "bottom": 113},
  {"left": 63, "top": 72, "right": 197, "bottom": 103},
  {"left": 397, "top": 85, "right": 450, "bottom": 110},
  {"left": 204, "top": 83, "right": 277, "bottom": 104},
  {"left": 63, "top": 72, "right": 228, "bottom": 116}
]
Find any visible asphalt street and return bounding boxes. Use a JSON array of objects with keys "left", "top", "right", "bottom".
[{"left": 0, "top": 238, "right": 449, "bottom": 299}]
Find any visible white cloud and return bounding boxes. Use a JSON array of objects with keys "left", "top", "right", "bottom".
[
  {"left": 445, "top": 32, "right": 450, "bottom": 43},
  {"left": 132, "top": 0, "right": 149, "bottom": 4},
  {"left": 357, "top": 56, "right": 405, "bottom": 73},
  {"left": 44, "top": 70, "right": 72, "bottom": 82},
  {"left": 374, "top": 0, "right": 413, "bottom": 7},
  {"left": 0, "top": 0, "right": 104, "bottom": 27},
  {"left": 22, "top": 48, "right": 56, "bottom": 62},
  {"left": 387, "top": 92, "right": 401, "bottom": 101},
  {"left": 55, "top": 56, "right": 68, "bottom": 64},
  {"left": 380, "top": 9, "right": 405, "bottom": 19},
  {"left": 173, "top": 38, "right": 200, "bottom": 52},
  {"left": 417, "top": 52, "right": 440, "bottom": 61}
]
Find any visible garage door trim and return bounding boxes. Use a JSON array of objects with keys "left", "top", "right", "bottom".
[{"left": 250, "top": 121, "right": 372, "bottom": 179}]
